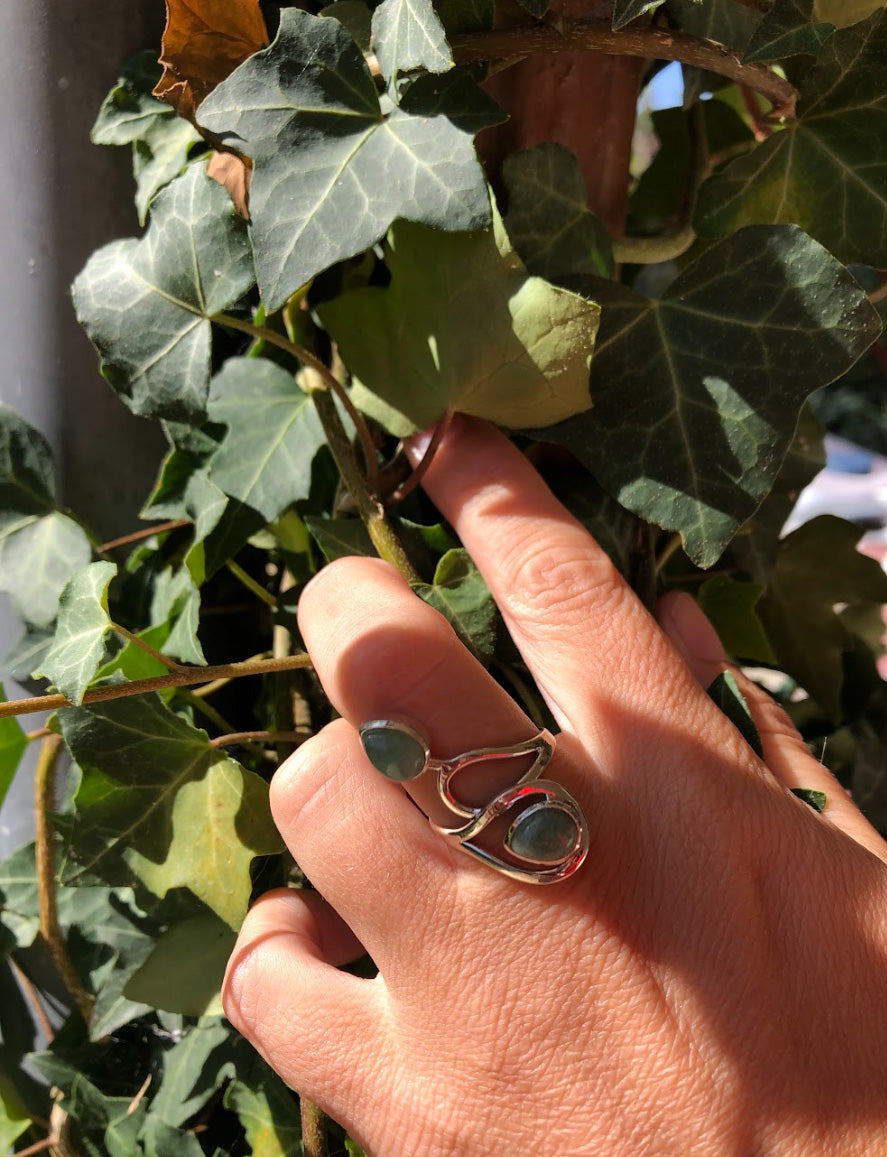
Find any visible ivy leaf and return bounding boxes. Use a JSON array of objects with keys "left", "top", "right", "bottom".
[
  {"left": 0, "top": 512, "right": 93, "bottom": 627},
  {"left": 696, "top": 10, "right": 887, "bottom": 267},
  {"left": 667, "top": 0, "right": 760, "bottom": 52},
  {"left": 814, "top": 0, "right": 884, "bottom": 26},
  {"left": 0, "top": 403, "right": 55, "bottom": 526},
  {"left": 436, "top": 0, "right": 494, "bottom": 36},
  {"left": 743, "top": 0, "right": 833, "bottom": 63},
  {"left": 321, "top": 1, "right": 373, "bottom": 52},
  {"left": 708, "top": 671, "right": 763, "bottom": 757},
  {"left": 414, "top": 549, "right": 497, "bottom": 664},
  {"left": 92, "top": 51, "right": 202, "bottom": 224},
  {"left": 728, "top": 403, "right": 825, "bottom": 584},
  {"left": 151, "top": 567, "right": 206, "bottom": 665},
  {"left": 320, "top": 217, "right": 599, "bottom": 435},
  {"left": 150, "top": 1018, "right": 236, "bottom": 1127},
  {"left": 197, "top": 8, "right": 491, "bottom": 310},
  {"left": 398, "top": 69, "right": 506, "bottom": 134},
  {"left": 142, "top": 1119, "right": 206, "bottom": 1157},
  {"left": 132, "top": 118, "right": 204, "bottom": 225},
  {"left": 537, "top": 226, "right": 879, "bottom": 568},
  {"left": 502, "top": 143, "right": 614, "bottom": 282},
  {"left": 697, "top": 575, "right": 776, "bottom": 663},
  {"left": 371, "top": 0, "right": 453, "bottom": 81},
  {"left": 0, "top": 686, "right": 26, "bottom": 813},
  {"left": 0, "top": 1092, "right": 29, "bottom": 1154},
  {"left": 206, "top": 358, "right": 327, "bottom": 522},
  {"left": 72, "top": 164, "right": 256, "bottom": 422},
  {"left": 758, "top": 515, "right": 887, "bottom": 721},
  {"left": 154, "top": 0, "right": 270, "bottom": 122},
  {"left": 612, "top": 0, "right": 667, "bottom": 30},
  {"left": 34, "top": 562, "right": 117, "bottom": 705},
  {"left": 125, "top": 914, "right": 235, "bottom": 1015},
  {"left": 224, "top": 1068, "right": 302, "bottom": 1157},
  {"left": 59, "top": 696, "right": 283, "bottom": 927}
]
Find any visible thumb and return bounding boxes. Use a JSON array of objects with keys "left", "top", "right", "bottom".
[{"left": 658, "top": 591, "right": 887, "bottom": 863}]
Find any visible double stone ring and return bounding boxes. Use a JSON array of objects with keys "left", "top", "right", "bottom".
[{"left": 359, "top": 720, "right": 589, "bottom": 884}]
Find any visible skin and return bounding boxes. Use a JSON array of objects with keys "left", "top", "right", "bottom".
[{"left": 223, "top": 416, "right": 887, "bottom": 1156}]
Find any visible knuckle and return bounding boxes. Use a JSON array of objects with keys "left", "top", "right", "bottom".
[
  {"left": 270, "top": 721, "right": 355, "bottom": 832},
  {"left": 502, "top": 533, "right": 628, "bottom": 627}
]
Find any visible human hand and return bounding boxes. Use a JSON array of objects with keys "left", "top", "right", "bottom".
[{"left": 224, "top": 416, "right": 887, "bottom": 1156}]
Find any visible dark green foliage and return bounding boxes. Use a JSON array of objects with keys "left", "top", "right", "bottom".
[{"left": 2, "top": 2, "right": 887, "bottom": 1150}]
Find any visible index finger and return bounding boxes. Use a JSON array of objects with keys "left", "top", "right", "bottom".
[{"left": 411, "top": 416, "right": 707, "bottom": 738}]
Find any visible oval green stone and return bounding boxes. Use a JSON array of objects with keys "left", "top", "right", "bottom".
[
  {"left": 360, "top": 725, "right": 428, "bottom": 781},
  {"left": 506, "top": 805, "right": 579, "bottom": 864}
]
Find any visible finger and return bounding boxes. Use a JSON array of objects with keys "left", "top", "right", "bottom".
[
  {"left": 295, "top": 557, "right": 596, "bottom": 895},
  {"left": 223, "top": 888, "right": 384, "bottom": 1116},
  {"left": 405, "top": 416, "right": 712, "bottom": 738},
  {"left": 270, "top": 719, "right": 462, "bottom": 954},
  {"left": 659, "top": 591, "right": 887, "bottom": 864}
]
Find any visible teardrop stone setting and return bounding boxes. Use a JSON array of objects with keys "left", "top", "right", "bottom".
[
  {"left": 506, "top": 803, "right": 580, "bottom": 864},
  {"left": 359, "top": 721, "right": 429, "bottom": 782}
]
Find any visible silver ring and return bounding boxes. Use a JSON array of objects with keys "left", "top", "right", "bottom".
[{"left": 358, "top": 720, "right": 589, "bottom": 884}]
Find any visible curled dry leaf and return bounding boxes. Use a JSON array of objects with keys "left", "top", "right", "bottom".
[
  {"left": 154, "top": 0, "right": 269, "bottom": 122},
  {"left": 207, "top": 151, "right": 251, "bottom": 218}
]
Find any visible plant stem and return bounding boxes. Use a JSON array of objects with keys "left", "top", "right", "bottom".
[
  {"left": 9, "top": 956, "right": 55, "bottom": 1043},
  {"left": 214, "top": 313, "right": 378, "bottom": 486},
  {"left": 388, "top": 410, "right": 453, "bottom": 506},
  {"left": 612, "top": 225, "right": 696, "bottom": 264},
  {"left": 310, "top": 380, "right": 420, "bottom": 583},
  {"left": 210, "top": 729, "right": 311, "bottom": 747},
  {"left": 111, "top": 623, "right": 183, "bottom": 671},
  {"left": 301, "top": 1099, "right": 329, "bottom": 1157},
  {"left": 0, "top": 653, "right": 313, "bottom": 721},
  {"left": 655, "top": 532, "right": 685, "bottom": 574},
  {"left": 452, "top": 23, "right": 796, "bottom": 116},
  {"left": 96, "top": 519, "right": 191, "bottom": 554},
  {"left": 226, "top": 559, "right": 278, "bottom": 610},
  {"left": 34, "top": 735, "right": 94, "bottom": 1023}
]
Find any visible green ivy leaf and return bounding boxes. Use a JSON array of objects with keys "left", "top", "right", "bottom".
[
  {"left": 0, "top": 512, "right": 93, "bottom": 627},
  {"left": 94, "top": 624, "right": 173, "bottom": 685},
  {"left": 321, "top": 1, "right": 373, "bottom": 52},
  {"left": 34, "top": 562, "right": 117, "bottom": 705},
  {"left": 124, "top": 913, "right": 235, "bottom": 1016},
  {"left": 320, "top": 217, "right": 599, "bottom": 435},
  {"left": 59, "top": 696, "right": 283, "bottom": 926},
  {"left": 537, "top": 226, "right": 879, "bottom": 568},
  {"left": 708, "top": 670, "right": 763, "bottom": 757},
  {"left": 0, "top": 1092, "right": 29, "bottom": 1154},
  {"left": 758, "top": 515, "right": 887, "bottom": 720},
  {"left": 398, "top": 69, "right": 506, "bottom": 134},
  {"left": 72, "top": 164, "right": 255, "bottom": 421},
  {"left": 91, "top": 51, "right": 169, "bottom": 146},
  {"left": 371, "top": 0, "right": 453, "bottom": 81},
  {"left": 697, "top": 575, "right": 776, "bottom": 663},
  {"left": 502, "top": 144, "right": 614, "bottom": 282},
  {"left": 813, "top": 0, "right": 884, "bottom": 26},
  {"left": 224, "top": 1068, "right": 302, "bottom": 1157},
  {"left": 197, "top": 8, "right": 491, "bottom": 310},
  {"left": 141, "top": 1119, "right": 208, "bottom": 1157},
  {"left": 0, "top": 687, "right": 27, "bottom": 813},
  {"left": 91, "top": 51, "right": 203, "bottom": 224},
  {"left": 206, "top": 358, "right": 327, "bottom": 522},
  {"left": 696, "top": 10, "right": 887, "bottom": 266},
  {"left": 743, "top": 0, "right": 833, "bottom": 62},
  {"left": 0, "top": 404, "right": 56, "bottom": 527},
  {"left": 791, "top": 786, "right": 828, "bottom": 811},
  {"left": 667, "top": 0, "right": 760, "bottom": 51},
  {"left": 150, "top": 1018, "right": 236, "bottom": 1127},
  {"left": 132, "top": 119, "right": 204, "bottom": 226},
  {"left": 436, "top": 0, "right": 494, "bottom": 36},
  {"left": 613, "top": 0, "right": 667, "bottom": 30},
  {"left": 728, "top": 403, "right": 825, "bottom": 584},
  {"left": 3, "top": 625, "right": 55, "bottom": 684},
  {"left": 414, "top": 548, "right": 497, "bottom": 664},
  {"left": 150, "top": 567, "right": 206, "bottom": 665}
]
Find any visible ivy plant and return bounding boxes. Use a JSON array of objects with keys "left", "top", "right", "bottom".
[{"left": 2, "top": 0, "right": 887, "bottom": 1153}]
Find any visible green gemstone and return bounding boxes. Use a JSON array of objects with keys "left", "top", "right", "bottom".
[
  {"left": 506, "top": 805, "right": 579, "bottom": 864},
  {"left": 360, "top": 723, "right": 428, "bottom": 782}
]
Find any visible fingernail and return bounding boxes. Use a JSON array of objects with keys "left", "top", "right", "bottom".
[
  {"left": 403, "top": 422, "right": 439, "bottom": 466},
  {"left": 665, "top": 593, "right": 727, "bottom": 663}
]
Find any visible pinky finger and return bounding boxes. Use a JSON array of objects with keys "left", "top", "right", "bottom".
[{"left": 658, "top": 592, "right": 887, "bottom": 865}]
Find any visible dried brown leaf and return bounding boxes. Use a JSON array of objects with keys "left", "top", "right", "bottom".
[
  {"left": 155, "top": 0, "right": 269, "bottom": 122},
  {"left": 207, "top": 151, "right": 252, "bottom": 219}
]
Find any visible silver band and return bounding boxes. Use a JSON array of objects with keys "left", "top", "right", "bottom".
[{"left": 359, "top": 720, "right": 589, "bottom": 884}]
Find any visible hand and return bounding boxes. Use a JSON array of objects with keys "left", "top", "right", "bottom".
[{"left": 223, "top": 416, "right": 887, "bottom": 1156}]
